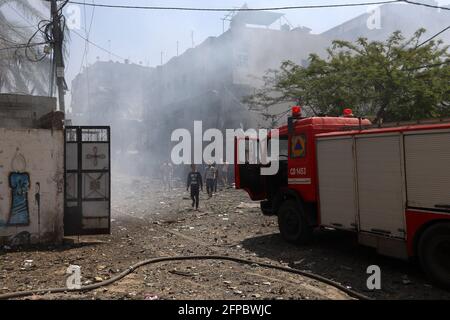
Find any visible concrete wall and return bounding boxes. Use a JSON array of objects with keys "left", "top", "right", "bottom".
[
  {"left": 0, "top": 128, "right": 64, "bottom": 246},
  {"left": 0, "top": 94, "right": 57, "bottom": 128}
]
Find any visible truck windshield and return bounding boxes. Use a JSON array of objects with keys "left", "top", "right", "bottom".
[{"left": 267, "top": 136, "right": 288, "bottom": 160}]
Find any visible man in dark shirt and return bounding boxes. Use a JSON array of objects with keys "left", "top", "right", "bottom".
[{"left": 187, "top": 164, "right": 203, "bottom": 210}]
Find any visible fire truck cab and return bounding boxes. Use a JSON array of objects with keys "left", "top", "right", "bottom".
[{"left": 235, "top": 108, "right": 450, "bottom": 288}]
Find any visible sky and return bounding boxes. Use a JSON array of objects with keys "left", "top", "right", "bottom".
[
  {"left": 66, "top": 0, "right": 391, "bottom": 68},
  {"left": 4, "top": 0, "right": 450, "bottom": 106},
  {"left": 61, "top": 0, "right": 450, "bottom": 87}
]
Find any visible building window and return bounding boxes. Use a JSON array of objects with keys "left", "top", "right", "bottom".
[{"left": 236, "top": 54, "right": 249, "bottom": 68}]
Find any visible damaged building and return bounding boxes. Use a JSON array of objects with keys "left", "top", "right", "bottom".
[
  {"left": 322, "top": 0, "right": 450, "bottom": 42},
  {"left": 70, "top": 61, "right": 152, "bottom": 165},
  {"left": 69, "top": 11, "right": 330, "bottom": 176},
  {"left": 141, "top": 11, "right": 329, "bottom": 175},
  {"left": 69, "top": 3, "right": 450, "bottom": 177}
]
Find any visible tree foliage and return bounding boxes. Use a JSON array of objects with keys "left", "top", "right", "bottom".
[{"left": 244, "top": 30, "right": 450, "bottom": 124}]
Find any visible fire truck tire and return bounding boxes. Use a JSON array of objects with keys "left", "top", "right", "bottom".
[
  {"left": 418, "top": 222, "right": 450, "bottom": 289},
  {"left": 277, "top": 200, "right": 312, "bottom": 244}
]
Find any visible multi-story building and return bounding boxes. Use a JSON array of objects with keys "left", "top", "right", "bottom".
[
  {"left": 322, "top": 0, "right": 450, "bottom": 42},
  {"left": 70, "top": 2, "right": 450, "bottom": 176},
  {"left": 142, "top": 11, "right": 330, "bottom": 170}
]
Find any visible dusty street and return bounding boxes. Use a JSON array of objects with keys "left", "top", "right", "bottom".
[{"left": 1, "top": 174, "right": 449, "bottom": 300}]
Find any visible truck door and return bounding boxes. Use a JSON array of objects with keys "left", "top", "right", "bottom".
[
  {"left": 288, "top": 132, "right": 313, "bottom": 194},
  {"left": 235, "top": 136, "right": 267, "bottom": 200},
  {"left": 404, "top": 129, "right": 450, "bottom": 212}
]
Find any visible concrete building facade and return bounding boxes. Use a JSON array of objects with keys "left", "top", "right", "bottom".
[
  {"left": 142, "top": 14, "right": 330, "bottom": 171},
  {"left": 0, "top": 94, "right": 64, "bottom": 246},
  {"left": 321, "top": 1, "right": 450, "bottom": 43}
]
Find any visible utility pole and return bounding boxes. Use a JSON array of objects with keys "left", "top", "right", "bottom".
[{"left": 50, "top": 0, "right": 67, "bottom": 113}]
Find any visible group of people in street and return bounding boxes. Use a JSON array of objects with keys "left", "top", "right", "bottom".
[
  {"left": 160, "top": 161, "right": 231, "bottom": 211},
  {"left": 187, "top": 162, "right": 230, "bottom": 210}
]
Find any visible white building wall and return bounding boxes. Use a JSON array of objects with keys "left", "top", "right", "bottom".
[{"left": 0, "top": 128, "right": 64, "bottom": 245}]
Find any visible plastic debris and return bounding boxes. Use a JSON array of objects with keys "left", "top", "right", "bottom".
[{"left": 144, "top": 294, "right": 159, "bottom": 300}]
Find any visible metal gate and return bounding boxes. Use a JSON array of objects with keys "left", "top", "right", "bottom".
[{"left": 64, "top": 126, "right": 111, "bottom": 236}]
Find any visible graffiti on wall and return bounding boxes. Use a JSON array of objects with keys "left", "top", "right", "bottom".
[
  {"left": 7, "top": 149, "right": 30, "bottom": 226},
  {"left": 0, "top": 149, "right": 4, "bottom": 227},
  {"left": 8, "top": 173, "right": 30, "bottom": 226}
]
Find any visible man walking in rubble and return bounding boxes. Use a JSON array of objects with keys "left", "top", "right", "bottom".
[
  {"left": 161, "top": 161, "right": 172, "bottom": 191},
  {"left": 167, "top": 161, "right": 174, "bottom": 190},
  {"left": 213, "top": 162, "right": 219, "bottom": 194},
  {"left": 187, "top": 164, "right": 203, "bottom": 210},
  {"left": 163, "top": 161, "right": 175, "bottom": 190},
  {"left": 221, "top": 161, "right": 229, "bottom": 188},
  {"left": 204, "top": 162, "right": 216, "bottom": 198}
]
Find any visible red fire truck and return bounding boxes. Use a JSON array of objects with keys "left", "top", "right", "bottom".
[{"left": 235, "top": 107, "right": 450, "bottom": 288}]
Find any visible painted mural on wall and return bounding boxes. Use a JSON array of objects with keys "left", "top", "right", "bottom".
[
  {"left": 0, "top": 131, "right": 65, "bottom": 246},
  {"left": 7, "top": 149, "right": 30, "bottom": 226},
  {"left": 0, "top": 149, "right": 5, "bottom": 228},
  {"left": 8, "top": 172, "right": 30, "bottom": 225}
]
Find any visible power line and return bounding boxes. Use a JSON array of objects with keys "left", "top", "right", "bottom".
[
  {"left": 6, "top": 2, "right": 39, "bottom": 27},
  {"left": 416, "top": 25, "right": 450, "bottom": 48},
  {"left": 67, "top": 0, "right": 450, "bottom": 11},
  {"left": 401, "top": 0, "right": 450, "bottom": 11},
  {"left": 0, "top": 35, "right": 23, "bottom": 45},
  {"left": 71, "top": 28, "right": 125, "bottom": 60},
  {"left": 4, "top": 2, "right": 42, "bottom": 42},
  {"left": 0, "top": 42, "right": 47, "bottom": 52},
  {"left": 80, "top": 0, "right": 97, "bottom": 119},
  {"left": 68, "top": 0, "right": 402, "bottom": 11},
  {"left": 79, "top": 0, "right": 96, "bottom": 73},
  {"left": 404, "top": 60, "right": 450, "bottom": 71}
]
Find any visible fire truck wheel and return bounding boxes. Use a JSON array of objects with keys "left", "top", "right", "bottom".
[
  {"left": 418, "top": 222, "right": 450, "bottom": 289},
  {"left": 277, "top": 200, "right": 312, "bottom": 245}
]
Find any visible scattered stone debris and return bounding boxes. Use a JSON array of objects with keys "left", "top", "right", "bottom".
[
  {"left": 236, "top": 202, "right": 260, "bottom": 209},
  {"left": 0, "top": 175, "right": 447, "bottom": 300},
  {"left": 144, "top": 294, "right": 159, "bottom": 300},
  {"left": 22, "top": 260, "right": 34, "bottom": 269}
]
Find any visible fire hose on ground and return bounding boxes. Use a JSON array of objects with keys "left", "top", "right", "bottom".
[{"left": 0, "top": 255, "right": 372, "bottom": 300}]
